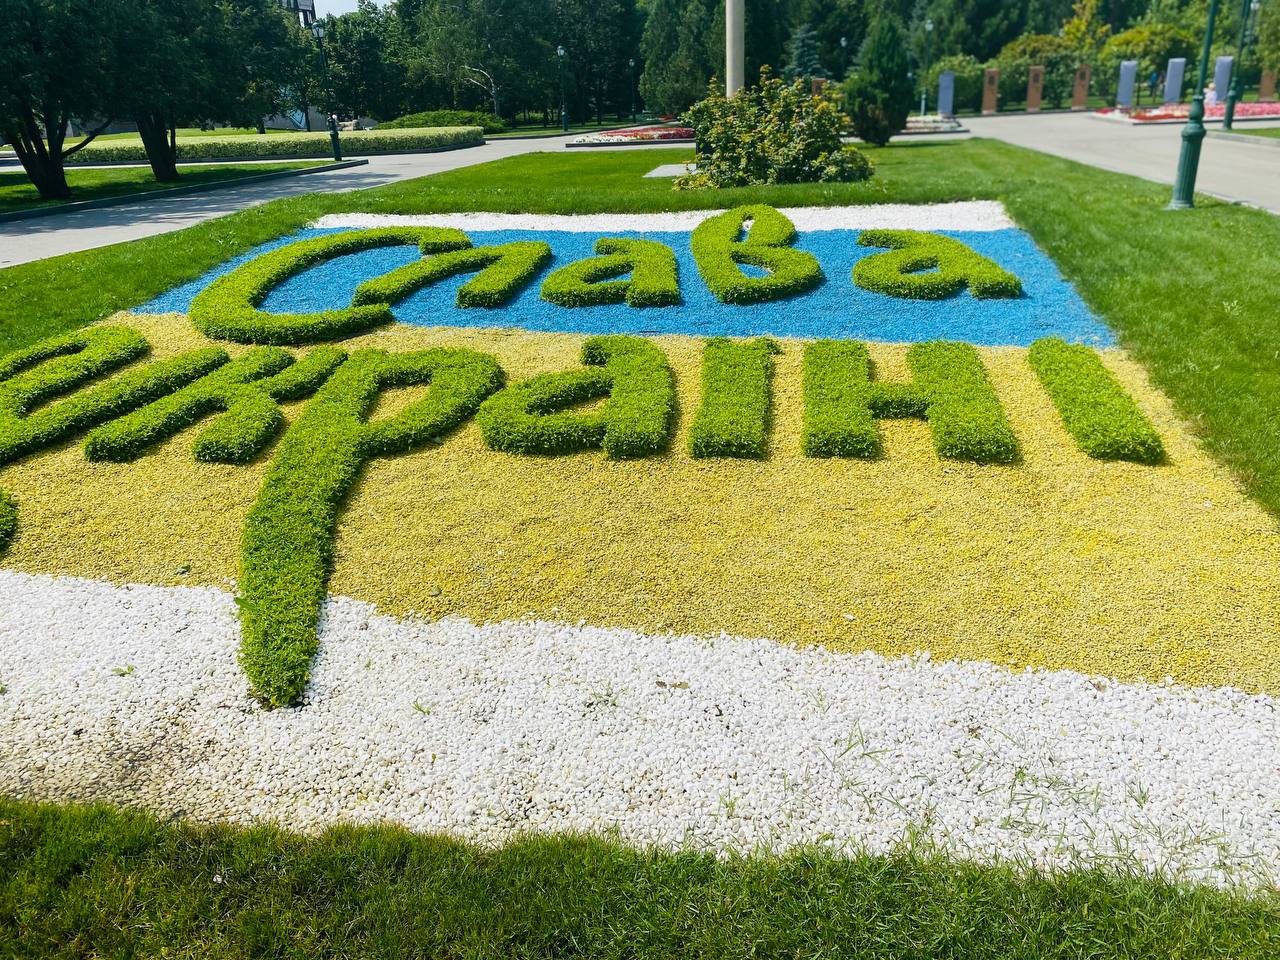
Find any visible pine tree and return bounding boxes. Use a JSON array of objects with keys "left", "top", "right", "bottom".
[
  {"left": 784, "top": 22, "right": 828, "bottom": 81},
  {"left": 842, "top": 13, "right": 914, "bottom": 146}
]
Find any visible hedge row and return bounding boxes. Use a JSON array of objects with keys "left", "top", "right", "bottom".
[
  {"left": 802, "top": 339, "right": 1019, "bottom": 463},
  {"left": 354, "top": 242, "right": 551, "bottom": 310},
  {"left": 238, "top": 348, "right": 504, "bottom": 708},
  {"left": 691, "top": 205, "right": 824, "bottom": 305},
  {"left": 0, "top": 488, "right": 15, "bottom": 556},
  {"left": 64, "top": 127, "right": 484, "bottom": 164},
  {"left": 540, "top": 239, "right": 680, "bottom": 308},
  {"left": 85, "top": 347, "right": 345, "bottom": 465},
  {"left": 689, "top": 338, "right": 779, "bottom": 459},
  {"left": 0, "top": 326, "right": 228, "bottom": 467},
  {"left": 378, "top": 110, "right": 506, "bottom": 133},
  {"left": 477, "top": 336, "right": 674, "bottom": 459},
  {"left": 1028, "top": 338, "right": 1165, "bottom": 464},
  {"left": 853, "top": 230, "right": 1023, "bottom": 300},
  {"left": 190, "top": 228, "right": 471, "bottom": 345}
]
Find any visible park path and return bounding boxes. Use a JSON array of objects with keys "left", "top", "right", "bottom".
[
  {"left": 0, "top": 136, "right": 577, "bottom": 269},
  {"left": 963, "top": 112, "right": 1280, "bottom": 213}
]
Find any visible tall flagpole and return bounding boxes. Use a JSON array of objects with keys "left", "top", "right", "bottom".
[{"left": 726, "top": 0, "right": 745, "bottom": 95}]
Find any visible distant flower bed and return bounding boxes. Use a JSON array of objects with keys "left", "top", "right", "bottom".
[
  {"left": 1095, "top": 101, "right": 1280, "bottom": 122},
  {"left": 570, "top": 125, "right": 694, "bottom": 145}
]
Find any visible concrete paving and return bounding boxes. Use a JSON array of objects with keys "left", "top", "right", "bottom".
[
  {"left": 0, "top": 137, "right": 577, "bottom": 269},
  {"left": 963, "top": 112, "right": 1280, "bottom": 213}
]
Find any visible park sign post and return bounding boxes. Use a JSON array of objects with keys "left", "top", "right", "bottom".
[
  {"left": 1169, "top": 0, "right": 1222, "bottom": 210},
  {"left": 1164, "top": 58, "right": 1187, "bottom": 103}
]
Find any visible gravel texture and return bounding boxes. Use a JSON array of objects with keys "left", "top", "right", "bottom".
[{"left": 2, "top": 567, "right": 1277, "bottom": 889}]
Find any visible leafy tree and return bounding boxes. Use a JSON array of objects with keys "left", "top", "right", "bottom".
[
  {"left": 1098, "top": 22, "right": 1196, "bottom": 100},
  {"left": 929, "top": 0, "right": 1029, "bottom": 62},
  {"left": 640, "top": 0, "right": 689, "bottom": 113},
  {"left": 322, "top": 2, "right": 408, "bottom": 120},
  {"left": 0, "top": 0, "right": 120, "bottom": 199},
  {"left": 843, "top": 13, "right": 914, "bottom": 145},
  {"left": 1260, "top": 3, "right": 1280, "bottom": 76},
  {"left": 995, "top": 32, "right": 1078, "bottom": 107},
  {"left": 792, "top": 0, "right": 866, "bottom": 79},
  {"left": 784, "top": 22, "right": 829, "bottom": 81},
  {"left": 1062, "top": 0, "right": 1112, "bottom": 61}
]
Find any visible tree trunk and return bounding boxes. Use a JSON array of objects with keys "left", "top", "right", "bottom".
[
  {"left": 3, "top": 106, "right": 71, "bottom": 200},
  {"left": 136, "top": 112, "right": 179, "bottom": 182}
]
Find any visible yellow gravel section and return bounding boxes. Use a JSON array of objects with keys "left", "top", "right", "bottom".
[{"left": 4, "top": 313, "right": 1280, "bottom": 692}]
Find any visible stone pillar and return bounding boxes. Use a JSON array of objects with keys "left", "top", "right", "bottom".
[
  {"left": 1116, "top": 60, "right": 1138, "bottom": 108},
  {"left": 1071, "top": 64, "right": 1090, "bottom": 110},
  {"left": 1026, "top": 65, "right": 1044, "bottom": 112},
  {"left": 726, "top": 0, "right": 745, "bottom": 96},
  {"left": 1262, "top": 71, "right": 1278, "bottom": 102},
  {"left": 1213, "top": 56, "right": 1234, "bottom": 106},
  {"left": 982, "top": 68, "right": 999, "bottom": 114}
]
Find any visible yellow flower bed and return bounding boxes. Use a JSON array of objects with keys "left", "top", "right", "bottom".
[{"left": 4, "top": 312, "right": 1278, "bottom": 692}]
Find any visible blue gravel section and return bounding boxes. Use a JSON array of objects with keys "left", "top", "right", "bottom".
[{"left": 141, "top": 226, "right": 1112, "bottom": 347}]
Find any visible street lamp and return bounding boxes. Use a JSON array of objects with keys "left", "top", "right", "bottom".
[
  {"left": 1168, "top": 0, "right": 1222, "bottom": 209},
  {"left": 311, "top": 21, "right": 341, "bottom": 161},
  {"left": 1224, "top": 0, "right": 1263, "bottom": 129},
  {"left": 629, "top": 58, "right": 637, "bottom": 121},
  {"left": 557, "top": 45, "right": 568, "bottom": 133},
  {"left": 921, "top": 18, "right": 934, "bottom": 115}
]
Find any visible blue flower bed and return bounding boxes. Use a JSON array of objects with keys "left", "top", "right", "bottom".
[{"left": 142, "top": 226, "right": 1112, "bottom": 347}]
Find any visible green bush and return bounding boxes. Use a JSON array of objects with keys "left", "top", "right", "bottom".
[
  {"left": 689, "top": 337, "right": 779, "bottom": 459},
  {"left": 64, "top": 128, "right": 484, "bottom": 164},
  {"left": 477, "top": 336, "right": 674, "bottom": 459},
  {"left": 926, "top": 54, "right": 985, "bottom": 114},
  {"left": 190, "top": 228, "right": 471, "bottom": 345},
  {"left": 691, "top": 205, "right": 824, "bottom": 305},
  {"left": 540, "top": 239, "right": 680, "bottom": 308},
  {"left": 0, "top": 488, "right": 15, "bottom": 555},
  {"left": 853, "top": 230, "right": 1022, "bottom": 300},
  {"left": 1028, "top": 338, "right": 1165, "bottom": 463},
  {"left": 0, "top": 326, "right": 228, "bottom": 466},
  {"left": 378, "top": 110, "right": 506, "bottom": 134},
  {"left": 354, "top": 242, "right": 551, "bottom": 310},
  {"left": 84, "top": 347, "right": 345, "bottom": 465},
  {"left": 842, "top": 16, "right": 914, "bottom": 146},
  {"left": 995, "top": 34, "right": 1078, "bottom": 109},
  {"left": 802, "top": 339, "right": 1019, "bottom": 464},
  {"left": 239, "top": 348, "right": 504, "bottom": 708},
  {"left": 676, "top": 69, "right": 872, "bottom": 189}
]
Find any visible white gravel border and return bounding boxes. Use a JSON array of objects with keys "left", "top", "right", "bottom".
[
  {"left": 2, "top": 568, "right": 1277, "bottom": 889},
  {"left": 312, "top": 202, "right": 1016, "bottom": 234}
]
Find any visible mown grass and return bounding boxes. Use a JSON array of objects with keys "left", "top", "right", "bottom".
[
  {"left": 1221, "top": 125, "right": 1280, "bottom": 139},
  {"left": 0, "top": 162, "right": 327, "bottom": 214},
  {"left": 2, "top": 140, "right": 1278, "bottom": 515},
  {"left": 3, "top": 798, "right": 1277, "bottom": 959}
]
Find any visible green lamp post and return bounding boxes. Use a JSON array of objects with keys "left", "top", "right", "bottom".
[
  {"left": 1224, "top": 0, "right": 1263, "bottom": 129},
  {"left": 557, "top": 45, "right": 568, "bottom": 133},
  {"left": 311, "top": 21, "right": 341, "bottom": 162},
  {"left": 1169, "top": 0, "right": 1223, "bottom": 210}
]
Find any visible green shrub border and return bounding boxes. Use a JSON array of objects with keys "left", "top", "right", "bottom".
[
  {"left": 84, "top": 347, "right": 346, "bottom": 465},
  {"left": 0, "top": 488, "right": 15, "bottom": 556},
  {"left": 190, "top": 228, "right": 472, "bottom": 345},
  {"left": 354, "top": 242, "right": 551, "bottom": 310},
  {"left": 1028, "top": 338, "right": 1165, "bottom": 464},
  {"left": 237, "top": 347, "right": 504, "bottom": 708},
  {"left": 853, "top": 229, "right": 1023, "bottom": 300},
  {"left": 540, "top": 239, "right": 680, "bottom": 308},
  {"left": 802, "top": 339, "right": 1019, "bottom": 464},
  {"left": 477, "top": 335, "right": 674, "bottom": 459},
  {"left": 691, "top": 205, "right": 824, "bottom": 305},
  {"left": 689, "top": 337, "right": 779, "bottom": 459}
]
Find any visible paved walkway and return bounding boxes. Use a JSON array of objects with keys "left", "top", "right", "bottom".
[
  {"left": 0, "top": 137, "right": 576, "bottom": 269},
  {"left": 963, "top": 112, "right": 1280, "bottom": 213}
]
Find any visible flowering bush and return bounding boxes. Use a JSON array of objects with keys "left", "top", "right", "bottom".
[{"left": 675, "top": 70, "right": 872, "bottom": 190}]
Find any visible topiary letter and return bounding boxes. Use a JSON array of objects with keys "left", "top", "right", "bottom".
[
  {"left": 853, "top": 230, "right": 1022, "bottom": 300},
  {"left": 354, "top": 241, "right": 551, "bottom": 309},
  {"left": 540, "top": 239, "right": 680, "bottom": 308},
  {"left": 689, "top": 337, "right": 779, "bottom": 459},
  {"left": 691, "top": 205, "right": 823, "bottom": 304}
]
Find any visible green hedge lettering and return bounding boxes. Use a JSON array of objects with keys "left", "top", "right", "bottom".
[
  {"left": 691, "top": 205, "right": 824, "bottom": 305},
  {"left": 477, "top": 335, "right": 674, "bottom": 459},
  {"left": 853, "top": 230, "right": 1023, "bottom": 300},
  {"left": 190, "top": 228, "right": 472, "bottom": 345},
  {"left": 689, "top": 338, "right": 779, "bottom": 459},
  {"left": 802, "top": 339, "right": 1019, "bottom": 464},
  {"left": 540, "top": 239, "right": 680, "bottom": 308},
  {"left": 1028, "top": 338, "right": 1165, "bottom": 464},
  {"left": 0, "top": 489, "right": 15, "bottom": 556},
  {"left": 0, "top": 327, "right": 229, "bottom": 467},
  {"left": 354, "top": 242, "right": 551, "bottom": 309},
  {"left": 84, "top": 347, "right": 345, "bottom": 465},
  {"left": 238, "top": 348, "right": 503, "bottom": 707}
]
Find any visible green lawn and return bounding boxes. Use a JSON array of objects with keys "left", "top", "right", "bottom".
[
  {"left": 3, "top": 798, "right": 1276, "bottom": 959},
  {"left": 1225, "top": 125, "right": 1280, "bottom": 138},
  {"left": 0, "top": 161, "right": 328, "bottom": 214}
]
